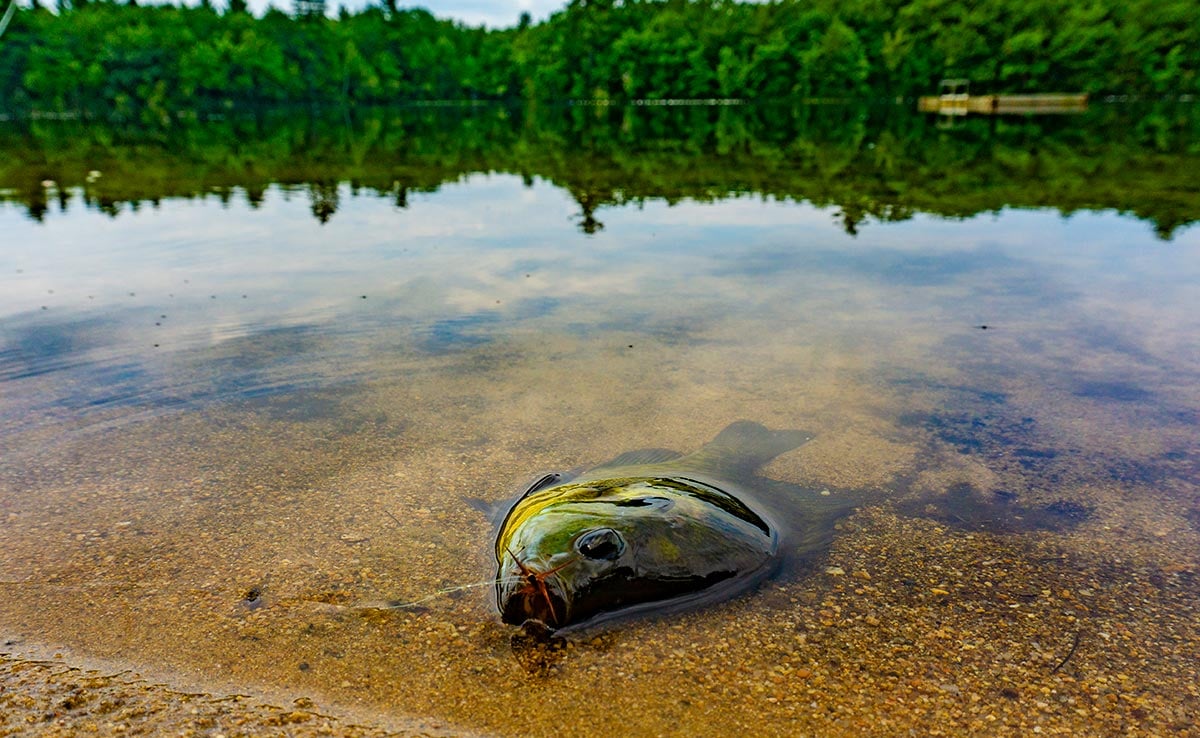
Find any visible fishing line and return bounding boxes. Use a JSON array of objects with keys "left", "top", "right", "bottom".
[
  {"left": 353, "top": 577, "right": 519, "bottom": 611},
  {"left": 0, "top": 0, "right": 17, "bottom": 41},
  {"left": 1, "top": 576, "right": 520, "bottom": 612}
]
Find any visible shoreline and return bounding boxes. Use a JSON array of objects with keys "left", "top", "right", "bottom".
[{"left": 0, "top": 647, "right": 481, "bottom": 738}]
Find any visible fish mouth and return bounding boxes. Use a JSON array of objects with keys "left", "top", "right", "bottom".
[{"left": 498, "top": 561, "right": 571, "bottom": 629}]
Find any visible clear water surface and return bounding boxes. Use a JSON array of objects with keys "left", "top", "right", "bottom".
[{"left": 1, "top": 105, "right": 1198, "bottom": 735}]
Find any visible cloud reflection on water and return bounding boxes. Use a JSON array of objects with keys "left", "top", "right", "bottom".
[{"left": 2, "top": 174, "right": 1198, "bottom": 443}]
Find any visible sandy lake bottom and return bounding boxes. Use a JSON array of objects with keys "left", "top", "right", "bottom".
[{"left": 2, "top": 171, "right": 1199, "bottom": 736}]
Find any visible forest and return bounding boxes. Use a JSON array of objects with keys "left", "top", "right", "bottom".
[{"left": 0, "top": 0, "right": 1197, "bottom": 115}]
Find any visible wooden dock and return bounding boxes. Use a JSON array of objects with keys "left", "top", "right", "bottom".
[{"left": 918, "top": 92, "right": 1088, "bottom": 115}]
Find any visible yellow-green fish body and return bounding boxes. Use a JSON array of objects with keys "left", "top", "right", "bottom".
[{"left": 487, "top": 421, "right": 851, "bottom": 631}]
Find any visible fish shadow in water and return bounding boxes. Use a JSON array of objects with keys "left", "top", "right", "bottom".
[
  {"left": 897, "top": 482, "right": 1094, "bottom": 533},
  {"left": 505, "top": 477, "right": 1093, "bottom": 676},
  {"left": 475, "top": 422, "right": 864, "bottom": 640},
  {"left": 484, "top": 422, "right": 1094, "bottom": 676}
]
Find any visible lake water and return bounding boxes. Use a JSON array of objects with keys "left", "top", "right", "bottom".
[{"left": 2, "top": 104, "right": 1199, "bottom": 735}]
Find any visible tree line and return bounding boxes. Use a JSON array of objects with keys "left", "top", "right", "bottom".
[
  {"left": 3, "top": 102, "right": 1197, "bottom": 238},
  {"left": 0, "top": 0, "right": 1197, "bottom": 114}
]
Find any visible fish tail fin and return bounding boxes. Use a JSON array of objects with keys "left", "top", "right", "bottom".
[{"left": 684, "top": 421, "right": 812, "bottom": 477}]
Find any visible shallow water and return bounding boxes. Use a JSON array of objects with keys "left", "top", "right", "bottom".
[{"left": 2, "top": 105, "right": 1199, "bottom": 735}]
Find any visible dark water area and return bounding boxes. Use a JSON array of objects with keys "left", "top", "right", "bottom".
[{"left": 1, "top": 103, "right": 1198, "bottom": 736}]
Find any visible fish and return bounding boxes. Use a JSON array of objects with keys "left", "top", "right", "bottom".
[{"left": 474, "top": 421, "right": 858, "bottom": 632}]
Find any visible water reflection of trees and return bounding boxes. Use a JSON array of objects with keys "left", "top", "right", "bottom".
[
  {"left": 308, "top": 182, "right": 339, "bottom": 223},
  {"left": 0, "top": 103, "right": 1197, "bottom": 238}
]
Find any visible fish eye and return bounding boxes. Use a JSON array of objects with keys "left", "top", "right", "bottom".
[{"left": 575, "top": 528, "right": 625, "bottom": 561}]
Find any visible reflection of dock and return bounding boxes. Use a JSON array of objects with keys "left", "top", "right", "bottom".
[{"left": 919, "top": 79, "right": 1087, "bottom": 116}]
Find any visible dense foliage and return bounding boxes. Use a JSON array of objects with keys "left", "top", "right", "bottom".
[
  {"left": 0, "top": 3, "right": 516, "bottom": 116},
  {"left": 0, "top": 0, "right": 1197, "bottom": 114},
  {"left": 2, "top": 102, "right": 1197, "bottom": 238}
]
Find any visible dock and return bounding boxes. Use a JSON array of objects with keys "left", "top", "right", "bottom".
[
  {"left": 919, "top": 93, "right": 1089, "bottom": 115},
  {"left": 919, "top": 79, "right": 1088, "bottom": 115}
]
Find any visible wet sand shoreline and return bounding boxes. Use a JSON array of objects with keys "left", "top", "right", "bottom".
[
  {"left": 4, "top": 494, "right": 1197, "bottom": 737},
  {"left": 1, "top": 647, "right": 479, "bottom": 737},
  {"left": 1, "top": 350, "right": 1198, "bottom": 736}
]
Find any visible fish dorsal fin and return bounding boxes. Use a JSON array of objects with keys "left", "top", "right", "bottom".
[
  {"left": 680, "top": 421, "right": 812, "bottom": 478},
  {"left": 522, "top": 472, "right": 565, "bottom": 496},
  {"left": 464, "top": 472, "right": 568, "bottom": 526},
  {"left": 590, "top": 448, "right": 683, "bottom": 472}
]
